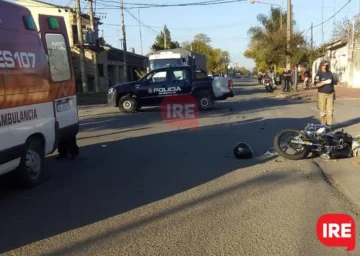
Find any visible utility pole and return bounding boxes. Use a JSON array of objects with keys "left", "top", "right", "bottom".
[
  {"left": 164, "top": 27, "right": 167, "bottom": 49},
  {"left": 75, "top": 0, "right": 87, "bottom": 92},
  {"left": 138, "top": 8, "right": 143, "bottom": 55},
  {"left": 120, "top": 0, "right": 127, "bottom": 82},
  {"left": 311, "top": 22, "right": 313, "bottom": 50},
  {"left": 322, "top": 0, "right": 324, "bottom": 46},
  {"left": 286, "top": 0, "right": 291, "bottom": 70},
  {"left": 88, "top": 0, "right": 99, "bottom": 92}
]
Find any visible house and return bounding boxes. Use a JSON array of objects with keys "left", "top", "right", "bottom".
[
  {"left": 312, "top": 39, "right": 360, "bottom": 88},
  {"left": 16, "top": 0, "right": 148, "bottom": 91}
]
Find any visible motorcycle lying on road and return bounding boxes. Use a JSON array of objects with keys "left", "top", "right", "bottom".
[
  {"left": 263, "top": 76, "right": 275, "bottom": 92},
  {"left": 274, "top": 123, "right": 353, "bottom": 160}
]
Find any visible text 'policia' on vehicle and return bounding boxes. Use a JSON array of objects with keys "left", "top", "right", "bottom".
[{"left": 107, "top": 65, "right": 234, "bottom": 113}]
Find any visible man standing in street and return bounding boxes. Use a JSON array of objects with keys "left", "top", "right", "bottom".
[
  {"left": 281, "top": 67, "right": 289, "bottom": 92},
  {"left": 314, "top": 60, "right": 336, "bottom": 126}
]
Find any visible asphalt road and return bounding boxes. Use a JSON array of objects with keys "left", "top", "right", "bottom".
[{"left": 1, "top": 78, "right": 360, "bottom": 256}]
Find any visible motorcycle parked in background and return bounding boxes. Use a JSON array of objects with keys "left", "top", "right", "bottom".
[
  {"left": 274, "top": 75, "right": 281, "bottom": 86},
  {"left": 263, "top": 76, "right": 274, "bottom": 92}
]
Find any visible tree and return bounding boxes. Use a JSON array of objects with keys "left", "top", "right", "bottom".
[
  {"left": 151, "top": 25, "right": 180, "bottom": 51},
  {"left": 182, "top": 33, "right": 231, "bottom": 74},
  {"left": 244, "top": 7, "right": 307, "bottom": 69},
  {"left": 332, "top": 16, "right": 360, "bottom": 41},
  {"left": 251, "top": 67, "right": 258, "bottom": 75},
  {"left": 236, "top": 67, "right": 250, "bottom": 75},
  {"left": 221, "top": 51, "right": 230, "bottom": 68}
]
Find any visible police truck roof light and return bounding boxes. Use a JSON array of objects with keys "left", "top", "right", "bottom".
[
  {"left": 23, "top": 16, "right": 36, "bottom": 30},
  {"left": 48, "top": 17, "right": 59, "bottom": 29}
]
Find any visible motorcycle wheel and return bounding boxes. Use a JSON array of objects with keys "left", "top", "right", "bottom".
[{"left": 274, "top": 129, "right": 309, "bottom": 160}]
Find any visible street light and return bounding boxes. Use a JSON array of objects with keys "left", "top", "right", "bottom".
[{"left": 250, "top": 0, "right": 282, "bottom": 30}]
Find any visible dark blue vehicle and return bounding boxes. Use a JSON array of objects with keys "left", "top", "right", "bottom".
[{"left": 107, "top": 66, "right": 215, "bottom": 113}]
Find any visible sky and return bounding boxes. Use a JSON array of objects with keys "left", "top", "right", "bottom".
[{"left": 37, "top": 0, "right": 360, "bottom": 69}]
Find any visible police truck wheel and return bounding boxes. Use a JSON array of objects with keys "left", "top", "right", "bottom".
[
  {"left": 15, "top": 137, "right": 45, "bottom": 188},
  {"left": 197, "top": 93, "right": 214, "bottom": 111},
  {"left": 119, "top": 95, "right": 138, "bottom": 113}
]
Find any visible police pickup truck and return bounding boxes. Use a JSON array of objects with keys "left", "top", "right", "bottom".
[{"left": 107, "top": 66, "right": 234, "bottom": 113}]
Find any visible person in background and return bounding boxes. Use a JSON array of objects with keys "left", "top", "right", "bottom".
[
  {"left": 257, "top": 72, "right": 262, "bottom": 84},
  {"left": 303, "top": 68, "right": 311, "bottom": 89},
  {"left": 290, "top": 66, "right": 296, "bottom": 89},
  {"left": 281, "top": 68, "right": 287, "bottom": 92},
  {"left": 269, "top": 69, "right": 275, "bottom": 85},
  {"left": 282, "top": 67, "right": 291, "bottom": 92},
  {"left": 314, "top": 60, "right": 336, "bottom": 127}
]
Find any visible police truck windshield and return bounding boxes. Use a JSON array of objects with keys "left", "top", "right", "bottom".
[{"left": 150, "top": 59, "right": 182, "bottom": 70}]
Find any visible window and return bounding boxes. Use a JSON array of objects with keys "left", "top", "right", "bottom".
[
  {"left": 171, "top": 69, "right": 187, "bottom": 81},
  {"left": 194, "top": 69, "right": 207, "bottom": 79},
  {"left": 146, "top": 70, "right": 167, "bottom": 83},
  {"left": 98, "top": 64, "right": 104, "bottom": 77},
  {"left": 149, "top": 59, "right": 181, "bottom": 70},
  {"left": 45, "top": 34, "right": 71, "bottom": 82}
]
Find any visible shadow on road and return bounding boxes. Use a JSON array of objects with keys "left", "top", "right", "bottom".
[
  {"left": 233, "top": 86, "right": 265, "bottom": 95},
  {"left": 46, "top": 171, "right": 302, "bottom": 256},
  {"left": 333, "top": 116, "right": 360, "bottom": 131},
  {"left": 79, "top": 110, "right": 160, "bottom": 133},
  {"left": 0, "top": 116, "right": 320, "bottom": 254},
  {"left": 79, "top": 95, "right": 312, "bottom": 134}
]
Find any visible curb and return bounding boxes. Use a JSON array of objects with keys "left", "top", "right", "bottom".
[
  {"left": 312, "top": 160, "right": 360, "bottom": 213},
  {"left": 78, "top": 104, "right": 107, "bottom": 110}
]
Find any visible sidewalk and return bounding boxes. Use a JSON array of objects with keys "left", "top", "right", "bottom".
[
  {"left": 78, "top": 104, "right": 114, "bottom": 118},
  {"left": 307, "top": 100, "right": 360, "bottom": 210},
  {"left": 275, "top": 85, "right": 360, "bottom": 101}
]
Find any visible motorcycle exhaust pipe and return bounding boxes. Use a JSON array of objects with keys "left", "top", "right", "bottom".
[{"left": 293, "top": 140, "right": 321, "bottom": 146}]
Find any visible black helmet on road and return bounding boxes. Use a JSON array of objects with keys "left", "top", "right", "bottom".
[{"left": 233, "top": 142, "right": 253, "bottom": 159}]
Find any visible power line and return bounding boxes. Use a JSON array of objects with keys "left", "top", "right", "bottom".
[
  {"left": 101, "top": 22, "right": 248, "bottom": 30},
  {"left": 123, "top": 8, "right": 159, "bottom": 35},
  {"left": 302, "top": 0, "right": 352, "bottom": 36},
  {"left": 20, "top": 0, "right": 247, "bottom": 9},
  {"left": 312, "top": 0, "right": 352, "bottom": 29},
  {"left": 126, "top": 0, "right": 248, "bottom": 9}
]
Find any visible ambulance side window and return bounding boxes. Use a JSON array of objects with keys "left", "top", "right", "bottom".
[{"left": 45, "top": 33, "right": 71, "bottom": 82}]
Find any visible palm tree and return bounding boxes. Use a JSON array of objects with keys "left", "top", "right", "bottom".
[
  {"left": 245, "top": 7, "right": 306, "bottom": 69},
  {"left": 248, "top": 7, "right": 287, "bottom": 39}
]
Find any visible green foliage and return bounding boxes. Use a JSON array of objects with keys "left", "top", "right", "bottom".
[
  {"left": 237, "top": 67, "right": 251, "bottom": 75},
  {"left": 244, "top": 7, "right": 310, "bottom": 69},
  {"left": 151, "top": 25, "right": 180, "bottom": 51},
  {"left": 135, "top": 70, "right": 147, "bottom": 79},
  {"left": 182, "top": 33, "right": 230, "bottom": 73}
]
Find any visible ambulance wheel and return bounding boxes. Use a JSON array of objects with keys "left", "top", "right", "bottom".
[
  {"left": 119, "top": 95, "right": 138, "bottom": 113},
  {"left": 197, "top": 93, "right": 214, "bottom": 111},
  {"left": 15, "top": 137, "right": 45, "bottom": 188}
]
